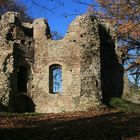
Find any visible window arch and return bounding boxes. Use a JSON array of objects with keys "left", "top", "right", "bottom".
[{"left": 49, "top": 64, "right": 62, "bottom": 93}]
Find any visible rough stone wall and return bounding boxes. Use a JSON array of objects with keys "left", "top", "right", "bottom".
[
  {"left": 31, "top": 18, "right": 81, "bottom": 113},
  {"left": 0, "top": 12, "right": 124, "bottom": 113},
  {"left": 78, "top": 15, "right": 102, "bottom": 108},
  {"left": 0, "top": 12, "right": 34, "bottom": 111},
  {"left": 0, "top": 40, "right": 13, "bottom": 107},
  {"left": 30, "top": 14, "right": 105, "bottom": 113}
]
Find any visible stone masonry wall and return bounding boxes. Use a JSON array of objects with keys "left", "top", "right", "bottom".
[
  {"left": 31, "top": 18, "right": 81, "bottom": 113},
  {"left": 0, "top": 12, "right": 34, "bottom": 111},
  {"left": 79, "top": 15, "right": 102, "bottom": 108},
  {"left": 30, "top": 14, "right": 104, "bottom": 113},
  {"left": 0, "top": 12, "right": 123, "bottom": 113}
]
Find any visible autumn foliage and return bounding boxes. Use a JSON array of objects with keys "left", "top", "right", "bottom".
[
  {"left": 94, "top": 0, "right": 140, "bottom": 86},
  {"left": 74, "top": 0, "right": 139, "bottom": 85},
  {"left": 96, "top": 0, "right": 140, "bottom": 40}
]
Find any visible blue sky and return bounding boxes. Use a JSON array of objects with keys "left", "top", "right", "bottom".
[{"left": 20, "top": 0, "right": 94, "bottom": 35}]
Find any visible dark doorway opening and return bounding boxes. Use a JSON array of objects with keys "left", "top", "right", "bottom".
[{"left": 17, "top": 66, "right": 28, "bottom": 93}]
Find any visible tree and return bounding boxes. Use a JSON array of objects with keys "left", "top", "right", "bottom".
[
  {"left": 51, "top": 31, "right": 63, "bottom": 40},
  {"left": 71, "top": 0, "right": 140, "bottom": 87},
  {"left": 0, "top": 0, "right": 32, "bottom": 22},
  {"left": 93, "top": 0, "right": 140, "bottom": 87}
]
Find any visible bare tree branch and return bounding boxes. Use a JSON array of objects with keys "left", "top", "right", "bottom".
[{"left": 30, "top": 0, "right": 55, "bottom": 13}]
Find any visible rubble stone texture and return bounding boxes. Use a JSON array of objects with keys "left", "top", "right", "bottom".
[{"left": 0, "top": 12, "right": 124, "bottom": 113}]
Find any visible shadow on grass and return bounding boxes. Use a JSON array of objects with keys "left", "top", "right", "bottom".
[{"left": 0, "top": 112, "right": 140, "bottom": 140}]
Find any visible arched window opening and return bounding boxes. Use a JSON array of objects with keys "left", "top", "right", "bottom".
[
  {"left": 17, "top": 66, "right": 28, "bottom": 93},
  {"left": 49, "top": 64, "right": 62, "bottom": 93}
]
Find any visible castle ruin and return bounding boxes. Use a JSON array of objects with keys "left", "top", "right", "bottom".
[{"left": 0, "top": 12, "right": 123, "bottom": 113}]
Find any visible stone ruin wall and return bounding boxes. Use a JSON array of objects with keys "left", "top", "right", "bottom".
[
  {"left": 31, "top": 15, "right": 102, "bottom": 113},
  {"left": 31, "top": 19, "right": 81, "bottom": 112},
  {"left": 0, "top": 12, "right": 123, "bottom": 113},
  {"left": 0, "top": 12, "right": 34, "bottom": 111}
]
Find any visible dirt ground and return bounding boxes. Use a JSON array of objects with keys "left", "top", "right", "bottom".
[{"left": 0, "top": 110, "right": 140, "bottom": 140}]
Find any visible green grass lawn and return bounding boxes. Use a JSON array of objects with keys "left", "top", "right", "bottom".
[{"left": 109, "top": 97, "right": 140, "bottom": 113}]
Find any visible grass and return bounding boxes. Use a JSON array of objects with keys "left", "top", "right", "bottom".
[
  {"left": 0, "top": 111, "right": 41, "bottom": 118},
  {"left": 109, "top": 97, "right": 140, "bottom": 113}
]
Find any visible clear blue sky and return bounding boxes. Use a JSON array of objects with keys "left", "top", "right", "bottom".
[{"left": 20, "top": 0, "right": 94, "bottom": 35}]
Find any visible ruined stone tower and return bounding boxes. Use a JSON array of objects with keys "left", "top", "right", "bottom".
[{"left": 0, "top": 12, "right": 123, "bottom": 113}]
